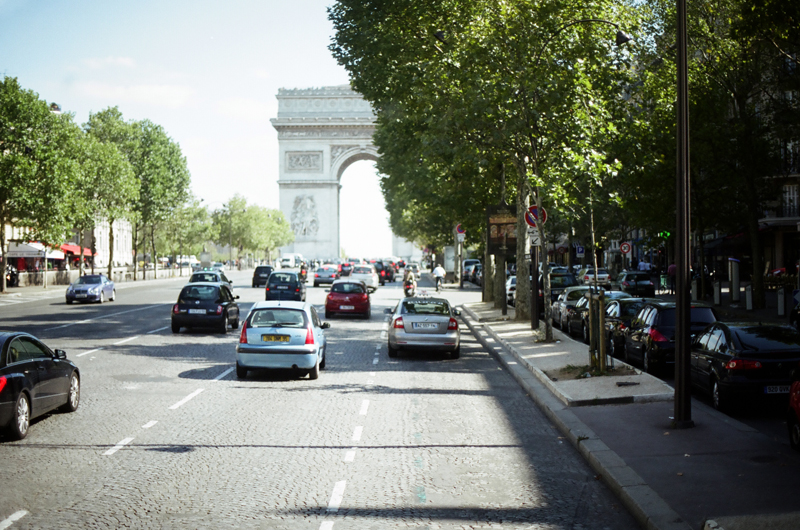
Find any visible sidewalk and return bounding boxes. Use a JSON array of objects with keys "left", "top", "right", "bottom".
[{"left": 460, "top": 301, "right": 800, "bottom": 530}]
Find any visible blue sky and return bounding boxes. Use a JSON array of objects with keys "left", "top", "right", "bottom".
[{"left": 0, "top": 0, "right": 392, "bottom": 257}]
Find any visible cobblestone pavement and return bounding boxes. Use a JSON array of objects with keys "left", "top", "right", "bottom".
[{"left": 0, "top": 272, "right": 639, "bottom": 529}]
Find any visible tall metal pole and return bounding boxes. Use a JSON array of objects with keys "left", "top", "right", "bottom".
[
  {"left": 531, "top": 243, "right": 539, "bottom": 329},
  {"left": 673, "top": 0, "right": 694, "bottom": 428}
]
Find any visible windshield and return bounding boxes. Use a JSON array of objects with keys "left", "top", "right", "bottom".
[
  {"left": 550, "top": 275, "right": 577, "bottom": 287},
  {"left": 190, "top": 273, "right": 219, "bottom": 283},
  {"left": 77, "top": 276, "right": 102, "bottom": 284},
  {"left": 620, "top": 302, "right": 646, "bottom": 317},
  {"left": 269, "top": 273, "right": 296, "bottom": 284},
  {"left": 179, "top": 285, "right": 219, "bottom": 302},
  {"left": 249, "top": 308, "right": 308, "bottom": 328},
  {"left": 659, "top": 307, "right": 717, "bottom": 326},
  {"left": 331, "top": 283, "right": 365, "bottom": 294},
  {"left": 733, "top": 326, "right": 800, "bottom": 351},
  {"left": 353, "top": 267, "right": 372, "bottom": 274},
  {"left": 402, "top": 300, "right": 450, "bottom": 315},
  {"left": 567, "top": 290, "right": 586, "bottom": 300}
]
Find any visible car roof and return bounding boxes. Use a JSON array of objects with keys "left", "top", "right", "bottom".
[
  {"left": 182, "top": 281, "right": 224, "bottom": 287},
  {"left": 250, "top": 300, "right": 309, "bottom": 311},
  {"left": 332, "top": 278, "right": 366, "bottom": 284}
]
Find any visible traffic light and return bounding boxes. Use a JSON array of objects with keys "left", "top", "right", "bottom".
[{"left": 658, "top": 231, "right": 671, "bottom": 239}]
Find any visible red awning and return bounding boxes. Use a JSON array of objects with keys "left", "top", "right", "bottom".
[{"left": 60, "top": 243, "right": 94, "bottom": 256}]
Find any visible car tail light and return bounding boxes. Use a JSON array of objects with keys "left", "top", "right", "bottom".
[
  {"left": 619, "top": 323, "right": 627, "bottom": 331},
  {"left": 265, "top": 286, "right": 270, "bottom": 291},
  {"left": 361, "top": 293, "right": 369, "bottom": 301},
  {"left": 296, "top": 287, "right": 301, "bottom": 292},
  {"left": 0, "top": 375, "right": 6, "bottom": 393},
  {"left": 305, "top": 326, "right": 315, "bottom": 345},
  {"left": 215, "top": 305, "right": 223, "bottom": 315},
  {"left": 649, "top": 328, "right": 669, "bottom": 342},
  {"left": 648, "top": 281, "right": 654, "bottom": 286},
  {"left": 622, "top": 281, "right": 630, "bottom": 287},
  {"left": 393, "top": 317, "right": 404, "bottom": 329},
  {"left": 173, "top": 304, "right": 180, "bottom": 314},
  {"left": 239, "top": 321, "right": 248, "bottom": 344},
  {"left": 725, "top": 359, "right": 762, "bottom": 370},
  {"left": 448, "top": 318, "right": 458, "bottom": 330},
  {"left": 315, "top": 273, "right": 320, "bottom": 278},
  {"left": 584, "top": 275, "right": 590, "bottom": 281}
]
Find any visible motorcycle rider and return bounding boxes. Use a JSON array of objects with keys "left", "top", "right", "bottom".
[
  {"left": 403, "top": 267, "right": 416, "bottom": 296},
  {"left": 432, "top": 264, "right": 446, "bottom": 292}
]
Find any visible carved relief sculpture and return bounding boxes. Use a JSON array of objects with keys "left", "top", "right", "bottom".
[
  {"left": 290, "top": 195, "right": 319, "bottom": 237},
  {"left": 287, "top": 151, "right": 322, "bottom": 171},
  {"left": 331, "top": 145, "right": 357, "bottom": 159}
]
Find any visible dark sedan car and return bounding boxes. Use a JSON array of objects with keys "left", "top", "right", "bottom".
[
  {"left": 613, "top": 271, "right": 656, "bottom": 297},
  {"left": 537, "top": 272, "right": 578, "bottom": 316},
  {"left": 623, "top": 302, "right": 718, "bottom": 374},
  {"left": 0, "top": 332, "right": 80, "bottom": 439},
  {"left": 190, "top": 270, "right": 233, "bottom": 289},
  {"left": 691, "top": 323, "right": 800, "bottom": 412},
  {"left": 265, "top": 271, "right": 306, "bottom": 301},
  {"left": 171, "top": 282, "right": 240, "bottom": 333},
  {"left": 252, "top": 265, "right": 274, "bottom": 288},
  {"left": 313, "top": 266, "right": 339, "bottom": 287},
  {"left": 65, "top": 274, "right": 115, "bottom": 304},
  {"left": 565, "top": 291, "right": 631, "bottom": 343}
]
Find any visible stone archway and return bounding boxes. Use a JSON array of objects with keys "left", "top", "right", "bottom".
[{"left": 271, "top": 85, "right": 378, "bottom": 260}]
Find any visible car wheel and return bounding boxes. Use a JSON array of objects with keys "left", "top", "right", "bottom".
[
  {"left": 171, "top": 321, "right": 180, "bottom": 333},
  {"left": 308, "top": 358, "right": 320, "bottom": 380},
  {"left": 252, "top": 282, "right": 256, "bottom": 288},
  {"left": 98, "top": 291, "right": 104, "bottom": 304},
  {"left": 789, "top": 412, "right": 800, "bottom": 452},
  {"left": 10, "top": 392, "right": 30, "bottom": 440},
  {"left": 320, "top": 352, "right": 326, "bottom": 370},
  {"left": 325, "top": 310, "right": 332, "bottom": 319},
  {"left": 582, "top": 322, "right": 590, "bottom": 344},
  {"left": 219, "top": 314, "right": 228, "bottom": 334},
  {"left": 712, "top": 377, "right": 728, "bottom": 412},
  {"left": 235, "top": 362, "right": 247, "bottom": 379},
  {"left": 314, "top": 282, "right": 319, "bottom": 287},
  {"left": 451, "top": 347, "right": 460, "bottom": 360},
  {"left": 232, "top": 316, "right": 239, "bottom": 330},
  {"left": 110, "top": 289, "right": 116, "bottom": 301},
  {"left": 364, "top": 308, "right": 371, "bottom": 320},
  {"left": 388, "top": 344, "right": 398, "bottom": 358},
  {"left": 66, "top": 299, "right": 72, "bottom": 304},
  {"left": 61, "top": 372, "right": 80, "bottom": 412}
]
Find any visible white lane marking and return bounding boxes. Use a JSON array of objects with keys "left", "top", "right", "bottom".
[
  {"left": 370, "top": 372, "right": 376, "bottom": 376},
  {"left": 375, "top": 344, "right": 380, "bottom": 349},
  {"left": 372, "top": 358, "right": 379, "bottom": 365},
  {"left": 334, "top": 351, "right": 343, "bottom": 355},
  {"left": 381, "top": 323, "right": 389, "bottom": 330},
  {"left": 113, "top": 336, "right": 139, "bottom": 345},
  {"left": 146, "top": 326, "right": 170, "bottom": 334},
  {"left": 352, "top": 426, "right": 363, "bottom": 441},
  {"left": 326, "top": 481, "right": 346, "bottom": 512},
  {"left": 374, "top": 351, "right": 379, "bottom": 356},
  {"left": 213, "top": 367, "right": 234, "bottom": 381},
  {"left": 103, "top": 437, "right": 134, "bottom": 456},
  {"left": 76, "top": 347, "right": 103, "bottom": 358},
  {"left": 142, "top": 420, "right": 158, "bottom": 429},
  {"left": 169, "top": 389, "right": 204, "bottom": 410},
  {"left": 359, "top": 400, "right": 369, "bottom": 415},
  {"left": 367, "top": 380, "right": 374, "bottom": 384},
  {"left": 0, "top": 510, "right": 29, "bottom": 530},
  {"left": 344, "top": 449, "right": 356, "bottom": 462},
  {"left": 320, "top": 522, "right": 335, "bottom": 530},
  {"left": 45, "top": 304, "right": 164, "bottom": 331},
  {"left": 380, "top": 331, "right": 387, "bottom": 339}
]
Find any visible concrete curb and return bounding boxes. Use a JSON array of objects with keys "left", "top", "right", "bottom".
[{"left": 459, "top": 304, "right": 691, "bottom": 530}]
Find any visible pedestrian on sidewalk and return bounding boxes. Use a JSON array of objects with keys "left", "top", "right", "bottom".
[{"left": 667, "top": 261, "right": 676, "bottom": 295}]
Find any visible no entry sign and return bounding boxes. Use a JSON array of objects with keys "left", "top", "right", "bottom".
[{"left": 620, "top": 242, "right": 631, "bottom": 254}]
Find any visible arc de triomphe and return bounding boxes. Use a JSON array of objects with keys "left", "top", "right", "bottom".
[{"left": 270, "top": 85, "right": 379, "bottom": 260}]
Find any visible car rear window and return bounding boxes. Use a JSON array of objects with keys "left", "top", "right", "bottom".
[
  {"left": 567, "top": 290, "right": 586, "bottom": 300},
  {"left": 354, "top": 267, "right": 371, "bottom": 274},
  {"left": 180, "top": 285, "right": 219, "bottom": 302},
  {"left": 658, "top": 307, "right": 717, "bottom": 326},
  {"left": 269, "top": 273, "right": 296, "bottom": 284},
  {"left": 550, "top": 275, "right": 577, "bottom": 287},
  {"left": 255, "top": 267, "right": 272, "bottom": 274},
  {"left": 191, "top": 273, "right": 218, "bottom": 283},
  {"left": 401, "top": 300, "right": 449, "bottom": 315},
  {"left": 619, "top": 301, "right": 646, "bottom": 317},
  {"left": 627, "top": 272, "right": 650, "bottom": 280},
  {"left": 331, "top": 283, "right": 365, "bottom": 294},
  {"left": 249, "top": 308, "right": 308, "bottom": 328},
  {"left": 732, "top": 326, "right": 800, "bottom": 351}
]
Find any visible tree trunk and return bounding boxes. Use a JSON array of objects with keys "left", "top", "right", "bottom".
[
  {"left": 514, "top": 163, "right": 531, "bottom": 321},
  {"left": 495, "top": 254, "right": 506, "bottom": 310},
  {"left": 483, "top": 249, "right": 494, "bottom": 303},
  {"left": 151, "top": 225, "right": 157, "bottom": 280},
  {"left": 133, "top": 223, "right": 139, "bottom": 281},
  {"left": 107, "top": 218, "right": 115, "bottom": 279},
  {"left": 79, "top": 230, "right": 85, "bottom": 277},
  {"left": 1, "top": 222, "right": 7, "bottom": 292}
]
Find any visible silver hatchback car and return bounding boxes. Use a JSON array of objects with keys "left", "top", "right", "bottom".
[
  {"left": 235, "top": 301, "right": 329, "bottom": 380},
  {"left": 385, "top": 296, "right": 461, "bottom": 359}
]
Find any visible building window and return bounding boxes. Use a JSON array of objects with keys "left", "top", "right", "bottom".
[{"left": 782, "top": 184, "right": 798, "bottom": 217}]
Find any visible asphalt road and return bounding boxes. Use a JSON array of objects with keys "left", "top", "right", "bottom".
[{"left": 0, "top": 271, "right": 639, "bottom": 529}]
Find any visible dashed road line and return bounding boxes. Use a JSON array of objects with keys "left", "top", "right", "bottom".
[
  {"left": 168, "top": 389, "right": 204, "bottom": 410},
  {"left": 45, "top": 304, "right": 164, "bottom": 331},
  {"left": 326, "top": 480, "right": 346, "bottom": 512},
  {"left": 0, "top": 510, "right": 29, "bottom": 530},
  {"left": 372, "top": 358, "right": 379, "bottom": 365},
  {"left": 146, "top": 326, "right": 170, "bottom": 334},
  {"left": 103, "top": 437, "right": 134, "bottom": 456},
  {"left": 213, "top": 367, "right": 234, "bottom": 381},
  {"left": 113, "top": 336, "right": 140, "bottom": 345},
  {"left": 359, "top": 400, "right": 369, "bottom": 415},
  {"left": 352, "top": 426, "right": 363, "bottom": 442},
  {"left": 320, "top": 522, "right": 335, "bottom": 530},
  {"left": 142, "top": 421, "right": 158, "bottom": 429},
  {"left": 344, "top": 448, "right": 356, "bottom": 462},
  {"left": 76, "top": 347, "right": 104, "bottom": 358}
]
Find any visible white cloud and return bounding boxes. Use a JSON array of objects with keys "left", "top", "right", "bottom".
[
  {"left": 75, "top": 81, "right": 197, "bottom": 108},
  {"left": 82, "top": 56, "right": 136, "bottom": 69}
]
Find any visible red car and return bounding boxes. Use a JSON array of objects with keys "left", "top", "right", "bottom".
[
  {"left": 325, "top": 280, "right": 375, "bottom": 319},
  {"left": 788, "top": 380, "right": 800, "bottom": 451}
]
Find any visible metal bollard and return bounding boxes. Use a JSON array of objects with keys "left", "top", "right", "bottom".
[
  {"left": 778, "top": 287, "right": 785, "bottom": 317},
  {"left": 691, "top": 279, "right": 698, "bottom": 301},
  {"left": 714, "top": 281, "right": 721, "bottom": 306},
  {"left": 746, "top": 285, "right": 753, "bottom": 311}
]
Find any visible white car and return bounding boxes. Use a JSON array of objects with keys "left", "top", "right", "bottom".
[
  {"left": 506, "top": 276, "right": 516, "bottom": 306},
  {"left": 350, "top": 264, "right": 380, "bottom": 288}
]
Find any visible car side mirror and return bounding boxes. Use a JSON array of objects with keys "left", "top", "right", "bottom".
[
  {"left": 368, "top": 287, "right": 377, "bottom": 294},
  {"left": 384, "top": 308, "right": 392, "bottom": 314},
  {"left": 55, "top": 349, "right": 67, "bottom": 360},
  {"left": 235, "top": 295, "right": 240, "bottom": 300},
  {"left": 454, "top": 309, "right": 461, "bottom": 316},
  {"left": 321, "top": 322, "right": 331, "bottom": 329},
  {"left": 325, "top": 289, "right": 330, "bottom": 293}
]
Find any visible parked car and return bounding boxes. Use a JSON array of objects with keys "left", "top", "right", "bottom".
[
  {"left": 464, "top": 264, "right": 477, "bottom": 283},
  {"left": 265, "top": 271, "right": 306, "bottom": 301},
  {"left": 578, "top": 268, "right": 611, "bottom": 288},
  {"left": 190, "top": 270, "right": 233, "bottom": 290},
  {"left": 552, "top": 286, "right": 591, "bottom": 329},
  {"left": 788, "top": 380, "right": 800, "bottom": 451},
  {"left": 604, "top": 298, "right": 660, "bottom": 358},
  {"left": 350, "top": 264, "right": 380, "bottom": 289},
  {"left": 235, "top": 301, "right": 329, "bottom": 380},
  {"left": 563, "top": 290, "right": 631, "bottom": 343},
  {"left": 506, "top": 276, "right": 516, "bottom": 306},
  {"left": 325, "top": 280, "right": 375, "bottom": 319},
  {"left": 0, "top": 332, "right": 80, "bottom": 439},
  {"left": 474, "top": 263, "right": 483, "bottom": 286},
  {"left": 171, "top": 282, "right": 240, "bottom": 333},
  {"left": 385, "top": 296, "right": 461, "bottom": 359},
  {"left": 537, "top": 272, "right": 578, "bottom": 316},
  {"left": 65, "top": 274, "right": 116, "bottom": 304},
  {"left": 623, "top": 302, "right": 718, "bottom": 374},
  {"left": 691, "top": 323, "right": 800, "bottom": 412},
  {"left": 252, "top": 265, "right": 274, "bottom": 288},
  {"left": 313, "top": 266, "right": 339, "bottom": 287},
  {"left": 613, "top": 271, "right": 656, "bottom": 297}
]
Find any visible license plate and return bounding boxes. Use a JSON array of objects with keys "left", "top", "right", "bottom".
[
  {"left": 262, "top": 335, "right": 289, "bottom": 342},
  {"left": 76, "top": 294, "right": 87, "bottom": 298},
  {"left": 277, "top": 286, "right": 289, "bottom": 290},
  {"left": 412, "top": 323, "right": 438, "bottom": 329},
  {"left": 188, "top": 309, "right": 206, "bottom": 314},
  {"left": 260, "top": 274, "right": 268, "bottom": 277},
  {"left": 764, "top": 385, "right": 790, "bottom": 394},
  {"left": 340, "top": 305, "right": 354, "bottom": 310}
]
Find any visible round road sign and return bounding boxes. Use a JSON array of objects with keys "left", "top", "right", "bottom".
[
  {"left": 620, "top": 242, "right": 631, "bottom": 254},
  {"left": 456, "top": 223, "right": 465, "bottom": 234}
]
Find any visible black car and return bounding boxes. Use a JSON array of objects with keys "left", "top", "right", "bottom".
[
  {"left": 613, "top": 271, "right": 656, "bottom": 297},
  {"left": 374, "top": 261, "right": 388, "bottom": 286},
  {"left": 382, "top": 261, "right": 396, "bottom": 283},
  {"left": 604, "top": 298, "right": 660, "bottom": 357},
  {"left": 537, "top": 272, "right": 578, "bottom": 316},
  {"left": 190, "top": 270, "right": 233, "bottom": 289},
  {"left": 265, "top": 271, "right": 306, "bottom": 301},
  {"left": 171, "top": 282, "right": 240, "bottom": 333},
  {"left": 340, "top": 262, "right": 353, "bottom": 277},
  {"left": 252, "top": 265, "right": 274, "bottom": 288},
  {"left": 691, "top": 323, "right": 800, "bottom": 412},
  {"left": 623, "top": 302, "right": 718, "bottom": 374},
  {"left": 0, "top": 332, "right": 80, "bottom": 439},
  {"left": 565, "top": 291, "right": 631, "bottom": 343}
]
